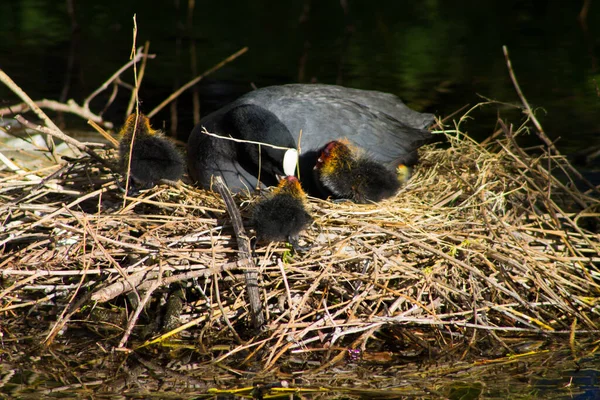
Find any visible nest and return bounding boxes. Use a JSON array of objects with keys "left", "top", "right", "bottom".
[{"left": 1, "top": 114, "right": 599, "bottom": 393}]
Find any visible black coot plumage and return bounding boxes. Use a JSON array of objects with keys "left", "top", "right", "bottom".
[
  {"left": 314, "top": 140, "right": 401, "bottom": 203},
  {"left": 252, "top": 175, "right": 312, "bottom": 251},
  {"left": 119, "top": 113, "right": 184, "bottom": 188},
  {"left": 188, "top": 104, "right": 297, "bottom": 192},
  {"left": 187, "top": 84, "right": 434, "bottom": 195}
]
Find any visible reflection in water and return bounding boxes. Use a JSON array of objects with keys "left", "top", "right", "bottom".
[
  {"left": 1, "top": 346, "right": 599, "bottom": 398},
  {"left": 532, "top": 366, "right": 600, "bottom": 399}
]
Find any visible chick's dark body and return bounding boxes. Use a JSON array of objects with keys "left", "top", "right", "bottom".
[
  {"left": 252, "top": 192, "right": 311, "bottom": 243},
  {"left": 187, "top": 84, "right": 434, "bottom": 194},
  {"left": 252, "top": 176, "right": 312, "bottom": 248},
  {"left": 119, "top": 113, "right": 184, "bottom": 189},
  {"left": 318, "top": 156, "right": 401, "bottom": 203},
  {"left": 119, "top": 135, "right": 184, "bottom": 185}
]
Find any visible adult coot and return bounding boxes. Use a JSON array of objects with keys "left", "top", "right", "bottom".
[
  {"left": 187, "top": 84, "right": 434, "bottom": 195},
  {"left": 119, "top": 113, "right": 184, "bottom": 189}
]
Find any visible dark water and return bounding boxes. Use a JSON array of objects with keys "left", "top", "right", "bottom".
[{"left": 1, "top": 0, "right": 599, "bottom": 159}]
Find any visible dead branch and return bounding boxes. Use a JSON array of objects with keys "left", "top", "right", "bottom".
[
  {"left": 213, "top": 175, "right": 265, "bottom": 330},
  {"left": 147, "top": 47, "right": 248, "bottom": 118}
]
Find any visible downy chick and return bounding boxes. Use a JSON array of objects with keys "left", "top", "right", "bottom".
[
  {"left": 119, "top": 113, "right": 184, "bottom": 189},
  {"left": 314, "top": 140, "right": 402, "bottom": 203},
  {"left": 252, "top": 175, "right": 312, "bottom": 251}
]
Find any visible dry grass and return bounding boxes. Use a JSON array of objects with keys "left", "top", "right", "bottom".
[{"left": 1, "top": 111, "right": 599, "bottom": 386}]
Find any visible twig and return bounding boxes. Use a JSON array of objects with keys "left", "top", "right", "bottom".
[
  {"left": 277, "top": 259, "right": 294, "bottom": 314},
  {"left": 0, "top": 68, "right": 63, "bottom": 159},
  {"left": 0, "top": 151, "right": 53, "bottom": 184},
  {"left": 90, "top": 260, "right": 247, "bottom": 302},
  {"left": 502, "top": 45, "right": 600, "bottom": 195},
  {"left": 118, "top": 267, "right": 163, "bottom": 349},
  {"left": 199, "top": 126, "right": 295, "bottom": 151},
  {"left": 147, "top": 47, "right": 249, "bottom": 118},
  {"left": 87, "top": 119, "right": 119, "bottom": 148},
  {"left": 213, "top": 176, "right": 265, "bottom": 329},
  {"left": 44, "top": 290, "right": 94, "bottom": 346},
  {"left": 14, "top": 115, "right": 117, "bottom": 173},
  {"left": 125, "top": 41, "right": 150, "bottom": 118},
  {"left": 83, "top": 46, "right": 155, "bottom": 110},
  {"left": 123, "top": 16, "right": 141, "bottom": 202},
  {"left": 0, "top": 99, "right": 112, "bottom": 128},
  {"left": 214, "top": 271, "right": 244, "bottom": 344},
  {"left": 502, "top": 46, "right": 551, "bottom": 149}
]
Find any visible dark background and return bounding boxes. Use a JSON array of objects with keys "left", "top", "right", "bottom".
[{"left": 0, "top": 0, "right": 598, "bottom": 158}]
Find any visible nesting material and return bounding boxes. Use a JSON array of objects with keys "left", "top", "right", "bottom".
[{"left": 0, "top": 118, "right": 599, "bottom": 372}]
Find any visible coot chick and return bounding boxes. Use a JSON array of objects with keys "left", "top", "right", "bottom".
[
  {"left": 119, "top": 113, "right": 184, "bottom": 189},
  {"left": 252, "top": 175, "right": 312, "bottom": 251},
  {"left": 187, "top": 84, "right": 434, "bottom": 194},
  {"left": 315, "top": 140, "right": 401, "bottom": 203}
]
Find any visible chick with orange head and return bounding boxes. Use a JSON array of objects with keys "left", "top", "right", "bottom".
[
  {"left": 252, "top": 175, "right": 312, "bottom": 252},
  {"left": 314, "top": 140, "right": 402, "bottom": 203},
  {"left": 118, "top": 113, "right": 184, "bottom": 189}
]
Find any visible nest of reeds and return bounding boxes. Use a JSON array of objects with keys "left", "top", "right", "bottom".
[{"left": 1, "top": 110, "right": 599, "bottom": 389}]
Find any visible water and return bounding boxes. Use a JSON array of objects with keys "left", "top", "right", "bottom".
[{"left": 1, "top": 0, "right": 599, "bottom": 159}]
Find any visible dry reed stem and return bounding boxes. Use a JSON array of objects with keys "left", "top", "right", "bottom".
[
  {"left": 14, "top": 114, "right": 117, "bottom": 172},
  {"left": 147, "top": 47, "right": 249, "bottom": 118},
  {"left": 83, "top": 46, "right": 154, "bottom": 112},
  {"left": 0, "top": 47, "right": 154, "bottom": 131}
]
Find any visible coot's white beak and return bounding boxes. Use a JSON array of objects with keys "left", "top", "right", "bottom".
[{"left": 283, "top": 148, "right": 299, "bottom": 177}]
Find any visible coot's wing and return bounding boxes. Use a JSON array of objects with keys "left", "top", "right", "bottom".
[{"left": 278, "top": 84, "right": 435, "bottom": 130}]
